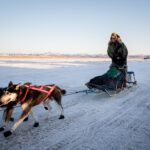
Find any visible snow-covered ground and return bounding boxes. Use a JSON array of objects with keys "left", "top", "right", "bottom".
[{"left": 0, "top": 59, "right": 150, "bottom": 150}]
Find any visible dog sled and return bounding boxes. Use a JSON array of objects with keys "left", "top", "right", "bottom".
[
  {"left": 64, "top": 68, "right": 137, "bottom": 97},
  {"left": 85, "top": 71, "right": 137, "bottom": 97}
]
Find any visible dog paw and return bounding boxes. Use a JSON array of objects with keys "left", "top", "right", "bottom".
[
  {"left": 10, "top": 117, "right": 14, "bottom": 122},
  {"left": 4, "top": 131, "right": 12, "bottom": 137},
  {"left": 44, "top": 107, "right": 48, "bottom": 110},
  {"left": 0, "top": 127, "right": 5, "bottom": 132},
  {"left": 33, "top": 122, "right": 39, "bottom": 127},
  {"left": 23, "top": 117, "right": 28, "bottom": 121},
  {"left": 59, "top": 115, "right": 65, "bottom": 119}
]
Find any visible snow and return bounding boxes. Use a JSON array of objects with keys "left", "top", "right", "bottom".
[{"left": 0, "top": 59, "right": 150, "bottom": 150}]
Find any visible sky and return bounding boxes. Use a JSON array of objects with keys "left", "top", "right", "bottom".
[{"left": 0, "top": 0, "right": 150, "bottom": 55}]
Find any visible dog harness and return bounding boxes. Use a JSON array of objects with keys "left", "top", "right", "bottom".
[{"left": 20, "top": 85, "right": 55, "bottom": 105}]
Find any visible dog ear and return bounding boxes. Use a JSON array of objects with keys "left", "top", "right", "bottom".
[
  {"left": 15, "top": 83, "right": 21, "bottom": 90},
  {"left": 8, "top": 81, "right": 13, "bottom": 87},
  {"left": 24, "top": 82, "right": 32, "bottom": 86}
]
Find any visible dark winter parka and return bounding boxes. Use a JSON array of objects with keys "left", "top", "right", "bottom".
[{"left": 107, "top": 41, "right": 128, "bottom": 67}]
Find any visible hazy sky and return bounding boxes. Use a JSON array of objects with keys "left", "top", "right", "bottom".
[{"left": 0, "top": 0, "right": 150, "bottom": 55}]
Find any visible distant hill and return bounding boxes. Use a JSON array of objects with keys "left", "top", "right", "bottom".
[{"left": 0, "top": 52, "right": 148, "bottom": 60}]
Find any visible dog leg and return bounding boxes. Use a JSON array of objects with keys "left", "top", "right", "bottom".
[
  {"left": 43, "top": 100, "right": 49, "bottom": 110},
  {"left": 30, "top": 110, "right": 39, "bottom": 127},
  {"left": 57, "top": 104, "right": 64, "bottom": 119},
  {"left": 43, "top": 100, "right": 52, "bottom": 120},
  {"left": 0, "top": 109, "right": 7, "bottom": 132},
  {"left": 54, "top": 95, "right": 65, "bottom": 119},
  {"left": 4, "top": 111, "right": 30, "bottom": 137},
  {"left": 55, "top": 101, "right": 64, "bottom": 119},
  {"left": 0, "top": 107, "right": 14, "bottom": 132},
  {"left": 4, "top": 104, "right": 31, "bottom": 137}
]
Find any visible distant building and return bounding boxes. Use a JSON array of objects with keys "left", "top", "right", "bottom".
[{"left": 144, "top": 56, "right": 150, "bottom": 59}]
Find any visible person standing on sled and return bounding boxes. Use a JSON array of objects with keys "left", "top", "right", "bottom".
[{"left": 107, "top": 32, "right": 128, "bottom": 86}]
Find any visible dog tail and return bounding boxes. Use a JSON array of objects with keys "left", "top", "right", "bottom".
[
  {"left": 54, "top": 86, "right": 66, "bottom": 95},
  {"left": 60, "top": 89, "right": 66, "bottom": 95}
]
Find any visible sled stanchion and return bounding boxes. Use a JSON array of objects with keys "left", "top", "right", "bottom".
[{"left": 127, "top": 71, "right": 137, "bottom": 85}]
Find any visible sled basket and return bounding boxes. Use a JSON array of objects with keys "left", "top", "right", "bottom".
[{"left": 86, "top": 71, "right": 137, "bottom": 96}]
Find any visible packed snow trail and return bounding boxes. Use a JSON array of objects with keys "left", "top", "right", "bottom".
[{"left": 0, "top": 59, "right": 150, "bottom": 150}]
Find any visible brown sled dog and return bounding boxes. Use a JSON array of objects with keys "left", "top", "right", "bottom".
[{"left": 0, "top": 81, "right": 66, "bottom": 137}]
